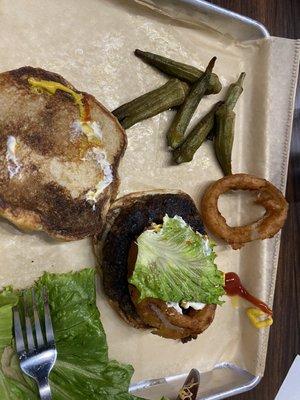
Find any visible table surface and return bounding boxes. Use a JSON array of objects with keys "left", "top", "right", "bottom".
[{"left": 207, "top": 1, "right": 300, "bottom": 399}]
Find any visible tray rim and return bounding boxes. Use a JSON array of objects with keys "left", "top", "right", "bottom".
[
  {"left": 188, "top": 0, "right": 270, "bottom": 40},
  {"left": 130, "top": 362, "right": 262, "bottom": 399}
]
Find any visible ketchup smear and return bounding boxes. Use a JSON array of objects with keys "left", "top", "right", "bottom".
[{"left": 224, "top": 272, "right": 273, "bottom": 316}]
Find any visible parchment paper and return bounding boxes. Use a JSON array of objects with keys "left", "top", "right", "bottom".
[{"left": 0, "top": 0, "right": 299, "bottom": 385}]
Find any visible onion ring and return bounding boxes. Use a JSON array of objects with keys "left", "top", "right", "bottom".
[
  {"left": 201, "top": 173, "right": 288, "bottom": 249},
  {"left": 130, "top": 285, "right": 216, "bottom": 340}
]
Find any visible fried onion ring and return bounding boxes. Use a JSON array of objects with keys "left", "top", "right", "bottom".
[
  {"left": 130, "top": 285, "right": 216, "bottom": 340},
  {"left": 201, "top": 174, "right": 288, "bottom": 249}
]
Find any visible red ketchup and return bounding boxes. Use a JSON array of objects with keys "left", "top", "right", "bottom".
[{"left": 224, "top": 272, "right": 273, "bottom": 316}]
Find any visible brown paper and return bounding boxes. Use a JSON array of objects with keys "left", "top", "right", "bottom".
[{"left": 0, "top": 0, "right": 299, "bottom": 385}]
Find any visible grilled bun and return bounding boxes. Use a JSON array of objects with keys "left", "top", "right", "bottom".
[{"left": 0, "top": 66, "right": 126, "bottom": 240}]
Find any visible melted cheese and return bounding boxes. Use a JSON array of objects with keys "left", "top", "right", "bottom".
[{"left": 28, "top": 78, "right": 101, "bottom": 142}]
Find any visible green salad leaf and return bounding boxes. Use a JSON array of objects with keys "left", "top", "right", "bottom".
[
  {"left": 0, "top": 269, "right": 144, "bottom": 400},
  {"left": 129, "top": 215, "right": 225, "bottom": 304},
  {"left": 0, "top": 288, "right": 18, "bottom": 353}
]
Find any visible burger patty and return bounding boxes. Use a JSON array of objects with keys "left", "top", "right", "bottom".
[{"left": 99, "top": 190, "right": 216, "bottom": 340}]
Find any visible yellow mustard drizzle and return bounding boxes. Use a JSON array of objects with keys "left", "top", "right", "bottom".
[
  {"left": 246, "top": 307, "right": 273, "bottom": 329},
  {"left": 28, "top": 78, "right": 98, "bottom": 143}
]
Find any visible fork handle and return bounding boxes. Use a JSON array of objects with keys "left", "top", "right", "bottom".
[{"left": 37, "top": 376, "right": 52, "bottom": 400}]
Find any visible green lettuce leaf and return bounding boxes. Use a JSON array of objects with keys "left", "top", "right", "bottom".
[
  {"left": 129, "top": 215, "right": 225, "bottom": 304},
  {"left": 0, "top": 288, "right": 18, "bottom": 354},
  {"left": 0, "top": 269, "right": 144, "bottom": 400}
]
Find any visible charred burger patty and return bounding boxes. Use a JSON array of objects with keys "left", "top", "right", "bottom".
[{"left": 100, "top": 190, "right": 224, "bottom": 341}]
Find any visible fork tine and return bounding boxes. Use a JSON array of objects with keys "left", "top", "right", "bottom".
[
  {"left": 43, "top": 288, "right": 55, "bottom": 345},
  {"left": 24, "top": 293, "right": 35, "bottom": 352},
  {"left": 13, "top": 307, "right": 25, "bottom": 355},
  {"left": 32, "top": 289, "right": 44, "bottom": 348}
]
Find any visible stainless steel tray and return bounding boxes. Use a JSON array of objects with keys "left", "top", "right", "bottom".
[
  {"left": 183, "top": 0, "right": 269, "bottom": 40},
  {"left": 130, "top": 363, "right": 261, "bottom": 399},
  {"left": 130, "top": 1, "right": 269, "bottom": 398}
]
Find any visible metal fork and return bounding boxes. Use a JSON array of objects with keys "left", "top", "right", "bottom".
[{"left": 13, "top": 288, "right": 57, "bottom": 400}]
